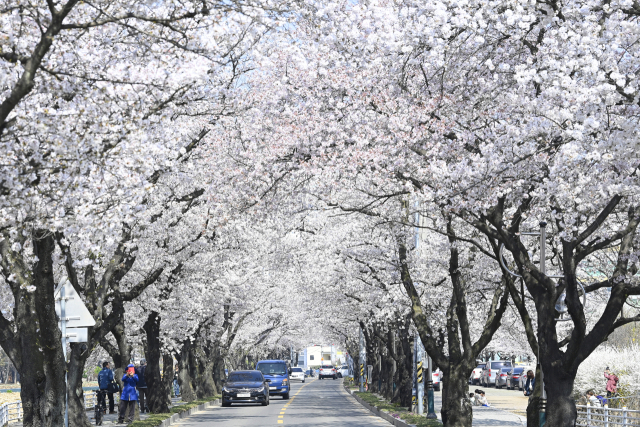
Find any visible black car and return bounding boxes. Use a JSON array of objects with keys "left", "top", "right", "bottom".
[{"left": 221, "top": 370, "right": 270, "bottom": 407}]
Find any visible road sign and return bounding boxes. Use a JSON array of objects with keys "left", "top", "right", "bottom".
[
  {"left": 55, "top": 280, "right": 96, "bottom": 329},
  {"left": 65, "top": 328, "right": 88, "bottom": 343}
]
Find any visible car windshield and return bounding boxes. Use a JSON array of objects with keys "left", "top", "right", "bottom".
[
  {"left": 476, "top": 364, "right": 485, "bottom": 369},
  {"left": 513, "top": 368, "right": 524, "bottom": 374},
  {"left": 228, "top": 372, "right": 263, "bottom": 382},
  {"left": 292, "top": 368, "right": 303, "bottom": 372},
  {"left": 257, "top": 363, "right": 287, "bottom": 376},
  {"left": 490, "top": 362, "right": 512, "bottom": 369},
  {"left": 322, "top": 366, "right": 333, "bottom": 369}
]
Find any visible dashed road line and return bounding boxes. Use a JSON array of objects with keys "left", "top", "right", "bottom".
[{"left": 275, "top": 379, "right": 316, "bottom": 424}]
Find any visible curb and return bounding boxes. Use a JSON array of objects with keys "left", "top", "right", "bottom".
[
  {"left": 343, "top": 383, "right": 415, "bottom": 427},
  {"left": 158, "top": 399, "right": 220, "bottom": 427}
]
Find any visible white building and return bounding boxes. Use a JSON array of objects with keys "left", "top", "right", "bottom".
[{"left": 297, "top": 345, "right": 344, "bottom": 368}]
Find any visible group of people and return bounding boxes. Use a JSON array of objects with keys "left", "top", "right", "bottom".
[
  {"left": 97, "top": 359, "right": 149, "bottom": 424},
  {"left": 584, "top": 368, "right": 620, "bottom": 407},
  {"left": 469, "top": 366, "right": 618, "bottom": 411}
]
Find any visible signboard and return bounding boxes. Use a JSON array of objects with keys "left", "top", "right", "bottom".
[{"left": 55, "top": 280, "right": 96, "bottom": 329}]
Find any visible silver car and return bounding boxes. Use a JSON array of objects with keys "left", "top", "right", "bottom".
[
  {"left": 495, "top": 367, "right": 511, "bottom": 388},
  {"left": 481, "top": 360, "right": 512, "bottom": 387}
]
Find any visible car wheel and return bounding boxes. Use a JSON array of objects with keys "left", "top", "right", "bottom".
[
  {"left": 283, "top": 393, "right": 290, "bottom": 400},
  {"left": 302, "top": 379, "right": 305, "bottom": 383},
  {"left": 333, "top": 376, "right": 336, "bottom": 380},
  {"left": 262, "top": 396, "right": 268, "bottom": 406},
  {"left": 222, "top": 402, "right": 231, "bottom": 407}
]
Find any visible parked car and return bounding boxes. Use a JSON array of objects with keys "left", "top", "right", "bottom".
[
  {"left": 506, "top": 367, "right": 525, "bottom": 390},
  {"left": 255, "top": 360, "right": 290, "bottom": 399},
  {"left": 518, "top": 366, "right": 535, "bottom": 391},
  {"left": 337, "top": 365, "right": 349, "bottom": 378},
  {"left": 319, "top": 365, "right": 337, "bottom": 380},
  {"left": 469, "top": 363, "right": 486, "bottom": 385},
  {"left": 221, "top": 370, "right": 270, "bottom": 407},
  {"left": 481, "top": 360, "right": 512, "bottom": 387},
  {"left": 290, "top": 367, "right": 305, "bottom": 383},
  {"left": 304, "top": 369, "right": 311, "bottom": 377},
  {"left": 495, "top": 367, "right": 511, "bottom": 388},
  {"left": 432, "top": 368, "right": 442, "bottom": 391}
]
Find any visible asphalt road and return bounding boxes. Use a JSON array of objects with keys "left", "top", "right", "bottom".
[{"left": 174, "top": 378, "right": 393, "bottom": 427}]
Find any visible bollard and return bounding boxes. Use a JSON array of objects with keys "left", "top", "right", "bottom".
[
  {"left": 604, "top": 405, "right": 609, "bottom": 427},
  {"left": 622, "top": 406, "right": 628, "bottom": 427}
]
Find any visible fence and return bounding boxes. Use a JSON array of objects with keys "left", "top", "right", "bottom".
[
  {"left": 577, "top": 404, "right": 640, "bottom": 427},
  {"left": 0, "top": 390, "right": 120, "bottom": 425}
]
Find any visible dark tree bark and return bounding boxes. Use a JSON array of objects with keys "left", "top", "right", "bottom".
[
  {"left": 396, "top": 210, "right": 511, "bottom": 427},
  {"left": 0, "top": 231, "right": 66, "bottom": 427},
  {"left": 144, "top": 311, "right": 171, "bottom": 413},
  {"left": 473, "top": 196, "right": 640, "bottom": 427},
  {"left": 177, "top": 340, "right": 197, "bottom": 403}
]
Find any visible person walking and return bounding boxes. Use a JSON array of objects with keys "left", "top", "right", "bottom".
[
  {"left": 98, "top": 361, "right": 116, "bottom": 414},
  {"left": 524, "top": 370, "right": 535, "bottom": 397},
  {"left": 173, "top": 366, "right": 180, "bottom": 398},
  {"left": 118, "top": 364, "right": 139, "bottom": 424},
  {"left": 604, "top": 368, "right": 619, "bottom": 399},
  {"left": 136, "top": 360, "right": 148, "bottom": 413}
]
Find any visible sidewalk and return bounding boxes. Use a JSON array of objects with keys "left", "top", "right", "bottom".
[
  {"left": 10, "top": 396, "right": 184, "bottom": 425},
  {"left": 472, "top": 406, "right": 526, "bottom": 427}
]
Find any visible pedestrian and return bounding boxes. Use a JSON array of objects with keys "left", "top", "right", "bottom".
[
  {"left": 173, "top": 366, "right": 180, "bottom": 397},
  {"left": 98, "top": 361, "right": 116, "bottom": 414},
  {"left": 474, "top": 389, "right": 490, "bottom": 406},
  {"left": 604, "top": 367, "right": 619, "bottom": 399},
  {"left": 524, "top": 370, "right": 535, "bottom": 397},
  {"left": 118, "top": 364, "right": 139, "bottom": 424},
  {"left": 136, "top": 359, "right": 148, "bottom": 413},
  {"left": 586, "top": 390, "right": 602, "bottom": 407}
]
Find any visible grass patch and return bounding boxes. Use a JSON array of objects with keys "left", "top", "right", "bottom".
[
  {"left": 354, "top": 391, "right": 443, "bottom": 427},
  {"left": 128, "top": 396, "right": 220, "bottom": 427}
]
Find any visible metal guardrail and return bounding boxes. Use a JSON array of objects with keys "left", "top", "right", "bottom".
[
  {"left": 0, "top": 401, "right": 22, "bottom": 425},
  {"left": 577, "top": 405, "right": 640, "bottom": 427},
  {"left": 0, "top": 391, "right": 121, "bottom": 425}
]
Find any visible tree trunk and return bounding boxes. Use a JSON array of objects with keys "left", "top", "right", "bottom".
[
  {"left": 67, "top": 343, "right": 93, "bottom": 427},
  {"left": 392, "top": 332, "right": 413, "bottom": 408},
  {"left": 177, "top": 341, "right": 197, "bottom": 403},
  {"left": 162, "top": 353, "right": 174, "bottom": 404},
  {"left": 144, "top": 312, "right": 171, "bottom": 413},
  {"left": 441, "top": 366, "right": 473, "bottom": 427},
  {"left": 526, "top": 365, "right": 542, "bottom": 427},
  {"left": 196, "top": 346, "right": 216, "bottom": 399},
  {"left": 9, "top": 231, "right": 67, "bottom": 427},
  {"left": 544, "top": 368, "right": 577, "bottom": 427}
]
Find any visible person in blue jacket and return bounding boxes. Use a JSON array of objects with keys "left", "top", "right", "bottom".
[
  {"left": 98, "top": 361, "right": 116, "bottom": 414},
  {"left": 118, "top": 364, "right": 139, "bottom": 424}
]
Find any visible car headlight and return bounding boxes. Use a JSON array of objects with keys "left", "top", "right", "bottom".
[
  {"left": 223, "top": 386, "right": 230, "bottom": 392},
  {"left": 282, "top": 379, "right": 289, "bottom": 385},
  {"left": 256, "top": 386, "right": 264, "bottom": 392}
]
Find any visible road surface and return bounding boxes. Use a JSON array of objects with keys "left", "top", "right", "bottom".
[{"left": 174, "top": 378, "right": 393, "bottom": 427}]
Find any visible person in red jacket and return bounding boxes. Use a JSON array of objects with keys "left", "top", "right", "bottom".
[{"left": 604, "top": 368, "right": 619, "bottom": 399}]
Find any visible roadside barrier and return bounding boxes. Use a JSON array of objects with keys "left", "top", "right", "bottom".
[
  {"left": 0, "top": 390, "right": 120, "bottom": 424},
  {"left": 577, "top": 404, "right": 640, "bottom": 427}
]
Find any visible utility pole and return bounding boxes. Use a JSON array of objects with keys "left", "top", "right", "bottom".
[
  {"left": 413, "top": 208, "right": 435, "bottom": 416},
  {"left": 539, "top": 222, "right": 547, "bottom": 427},
  {"left": 359, "top": 326, "right": 366, "bottom": 392},
  {"left": 416, "top": 336, "right": 424, "bottom": 414},
  {"left": 426, "top": 355, "right": 437, "bottom": 418},
  {"left": 61, "top": 285, "right": 68, "bottom": 427}
]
